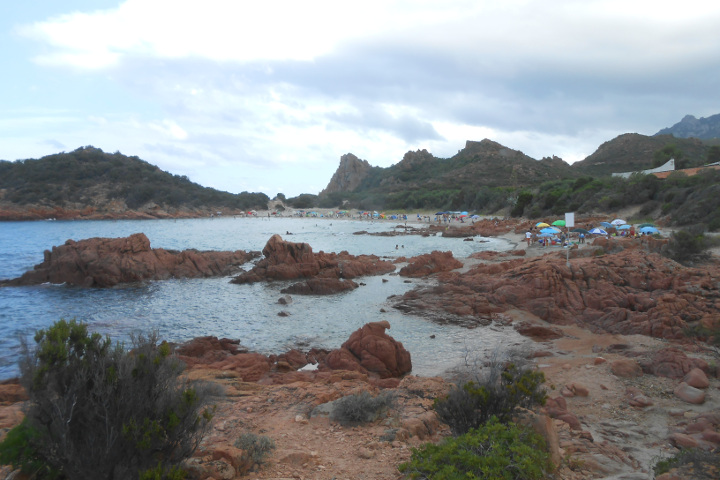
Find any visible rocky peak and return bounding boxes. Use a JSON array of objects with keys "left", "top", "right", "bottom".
[
  {"left": 320, "top": 153, "right": 372, "bottom": 195},
  {"left": 396, "top": 149, "right": 434, "bottom": 170},
  {"left": 655, "top": 112, "right": 720, "bottom": 139}
]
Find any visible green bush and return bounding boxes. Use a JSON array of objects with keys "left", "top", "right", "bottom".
[
  {"left": 398, "top": 417, "right": 551, "bottom": 480},
  {"left": 1, "top": 319, "right": 216, "bottom": 480},
  {"left": 665, "top": 228, "right": 711, "bottom": 264},
  {"left": 330, "top": 390, "right": 396, "bottom": 426},
  {"left": 433, "top": 363, "right": 546, "bottom": 436}
]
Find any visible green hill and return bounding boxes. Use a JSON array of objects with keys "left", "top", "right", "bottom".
[{"left": 0, "top": 146, "right": 269, "bottom": 219}]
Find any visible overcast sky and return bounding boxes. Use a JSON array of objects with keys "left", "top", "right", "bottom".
[{"left": 2, "top": 1, "right": 719, "bottom": 197}]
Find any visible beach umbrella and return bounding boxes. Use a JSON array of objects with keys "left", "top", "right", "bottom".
[
  {"left": 639, "top": 226, "right": 659, "bottom": 234},
  {"left": 537, "top": 232, "right": 555, "bottom": 237},
  {"left": 571, "top": 228, "right": 590, "bottom": 234},
  {"left": 599, "top": 221, "right": 613, "bottom": 229},
  {"left": 435, "top": 212, "right": 445, "bottom": 215},
  {"left": 540, "top": 227, "right": 561, "bottom": 234},
  {"left": 611, "top": 219, "right": 626, "bottom": 225},
  {"left": 461, "top": 211, "right": 469, "bottom": 216},
  {"left": 470, "top": 215, "right": 480, "bottom": 219},
  {"left": 535, "top": 222, "right": 550, "bottom": 228},
  {"left": 616, "top": 224, "right": 631, "bottom": 230},
  {"left": 637, "top": 223, "right": 655, "bottom": 228},
  {"left": 551, "top": 220, "right": 566, "bottom": 227},
  {"left": 589, "top": 228, "right": 608, "bottom": 235}
]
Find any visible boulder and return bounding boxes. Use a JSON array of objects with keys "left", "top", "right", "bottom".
[
  {"left": 2, "top": 233, "right": 258, "bottom": 287},
  {"left": 231, "top": 235, "right": 394, "bottom": 291},
  {"left": 683, "top": 368, "right": 710, "bottom": 389},
  {"left": 610, "top": 359, "right": 643, "bottom": 378},
  {"left": 674, "top": 382, "right": 706, "bottom": 404},
  {"left": 325, "top": 321, "right": 412, "bottom": 378},
  {"left": 398, "top": 251, "right": 463, "bottom": 277}
]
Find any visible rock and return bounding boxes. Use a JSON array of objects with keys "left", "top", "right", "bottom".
[
  {"left": 626, "top": 387, "right": 654, "bottom": 407},
  {"left": 639, "top": 348, "right": 709, "bottom": 378},
  {"left": 0, "top": 379, "right": 27, "bottom": 405},
  {"left": 514, "top": 322, "right": 564, "bottom": 341},
  {"left": 668, "top": 432, "right": 699, "bottom": 448},
  {"left": 2, "top": 233, "right": 259, "bottom": 287},
  {"left": 391, "top": 248, "right": 718, "bottom": 341},
  {"left": 175, "top": 336, "right": 244, "bottom": 365},
  {"left": 325, "top": 321, "right": 412, "bottom": 378},
  {"left": 231, "top": 235, "right": 395, "bottom": 291},
  {"left": 610, "top": 359, "right": 643, "bottom": 378},
  {"left": 398, "top": 251, "right": 463, "bottom": 277},
  {"left": 683, "top": 367, "right": 710, "bottom": 389},
  {"left": 674, "top": 382, "right": 706, "bottom": 404},
  {"left": 278, "top": 295, "right": 293, "bottom": 305},
  {"left": 281, "top": 277, "right": 359, "bottom": 295},
  {"left": 321, "top": 153, "right": 372, "bottom": 195}
]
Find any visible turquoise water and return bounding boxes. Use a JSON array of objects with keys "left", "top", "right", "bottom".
[{"left": 0, "top": 217, "right": 527, "bottom": 379}]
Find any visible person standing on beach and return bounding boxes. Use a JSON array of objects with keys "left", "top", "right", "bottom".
[{"left": 525, "top": 230, "right": 532, "bottom": 247}]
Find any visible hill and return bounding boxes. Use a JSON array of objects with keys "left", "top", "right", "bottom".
[
  {"left": 0, "top": 146, "right": 269, "bottom": 220},
  {"left": 655, "top": 113, "right": 720, "bottom": 140},
  {"left": 570, "top": 133, "right": 711, "bottom": 176}
]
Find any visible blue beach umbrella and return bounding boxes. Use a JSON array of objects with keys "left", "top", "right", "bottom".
[
  {"left": 589, "top": 228, "right": 608, "bottom": 235},
  {"left": 639, "top": 226, "right": 659, "bottom": 234},
  {"left": 540, "top": 227, "right": 561, "bottom": 234},
  {"left": 600, "top": 221, "right": 613, "bottom": 229},
  {"left": 616, "top": 224, "right": 631, "bottom": 230}
]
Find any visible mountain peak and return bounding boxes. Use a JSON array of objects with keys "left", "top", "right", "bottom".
[{"left": 655, "top": 113, "right": 720, "bottom": 139}]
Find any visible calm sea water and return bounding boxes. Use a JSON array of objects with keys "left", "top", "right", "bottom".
[{"left": 0, "top": 217, "right": 529, "bottom": 379}]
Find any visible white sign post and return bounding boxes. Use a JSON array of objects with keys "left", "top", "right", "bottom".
[{"left": 565, "top": 212, "right": 575, "bottom": 267}]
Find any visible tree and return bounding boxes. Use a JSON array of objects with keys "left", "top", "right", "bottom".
[{"left": 2, "top": 320, "right": 216, "bottom": 479}]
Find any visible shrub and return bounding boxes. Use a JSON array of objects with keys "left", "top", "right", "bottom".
[
  {"left": 235, "top": 432, "right": 276, "bottom": 471},
  {"left": 665, "top": 228, "right": 710, "bottom": 264},
  {"left": 1, "top": 319, "right": 216, "bottom": 480},
  {"left": 653, "top": 448, "right": 720, "bottom": 479},
  {"left": 398, "top": 417, "right": 551, "bottom": 480},
  {"left": 433, "top": 361, "right": 546, "bottom": 436},
  {"left": 330, "top": 390, "right": 396, "bottom": 426}
]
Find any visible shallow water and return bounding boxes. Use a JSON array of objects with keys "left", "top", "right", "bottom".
[{"left": 0, "top": 217, "right": 528, "bottom": 379}]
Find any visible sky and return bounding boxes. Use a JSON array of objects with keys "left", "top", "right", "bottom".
[{"left": 2, "top": 1, "right": 719, "bottom": 197}]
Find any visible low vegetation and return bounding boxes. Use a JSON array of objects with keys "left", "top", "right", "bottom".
[
  {"left": 398, "top": 417, "right": 551, "bottom": 480},
  {"left": 234, "top": 432, "right": 276, "bottom": 474},
  {"left": 330, "top": 390, "right": 396, "bottom": 426},
  {"left": 0, "top": 319, "right": 217, "bottom": 479},
  {"left": 398, "top": 349, "right": 551, "bottom": 479},
  {"left": 653, "top": 447, "right": 720, "bottom": 479}
]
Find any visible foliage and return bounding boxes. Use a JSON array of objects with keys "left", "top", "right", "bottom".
[
  {"left": 653, "top": 448, "right": 720, "bottom": 479},
  {"left": 665, "top": 228, "right": 713, "bottom": 264},
  {"left": 0, "top": 146, "right": 269, "bottom": 210},
  {"left": 398, "top": 417, "right": 552, "bottom": 480},
  {"left": 330, "top": 390, "right": 396, "bottom": 426},
  {"left": 510, "top": 191, "right": 533, "bottom": 217},
  {"left": 234, "top": 432, "right": 276, "bottom": 468},
  {"left": 2, "top": 319, "right": 216, "bottom": 480},
  {"left": 433, "top": 362, "right": 546, "bottom": 436}
]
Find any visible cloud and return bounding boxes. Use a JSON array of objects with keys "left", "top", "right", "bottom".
[{"left": 9, "top": 0, "right": 720, "bottom": 196}]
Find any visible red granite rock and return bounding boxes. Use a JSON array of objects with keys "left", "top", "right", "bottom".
[{"left": 3, "top": 233, "right": 258, "bottom": 287}]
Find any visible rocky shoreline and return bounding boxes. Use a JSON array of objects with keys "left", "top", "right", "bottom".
[{"left": 1, "top": 216, "right": 719, "bottom": 479}]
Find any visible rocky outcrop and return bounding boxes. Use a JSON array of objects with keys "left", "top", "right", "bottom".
[
  {"left": 1, "top": 233, "right": 259, "bottom": 288},
  {"left": 320, "top": 153, "right": 372, "bottom": 195},
  {"left": 325, "top": 321, "right": 412, "bottom": 379},
  {"left": 393, "top": 248, "right": 720, "bottom": 340},
  {"left": 175, "top": 321, "right": 411, "bottom": 382},
  {"left": 398, "top": 251, "right": 463, "bottom": 277},
  {"left": 231, "top": 234, "right": 395, "bottom": 294}
]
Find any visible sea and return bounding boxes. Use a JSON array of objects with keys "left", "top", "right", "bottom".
[{"left": 0, "top": 216, "right": 531, "bottom": 380}]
